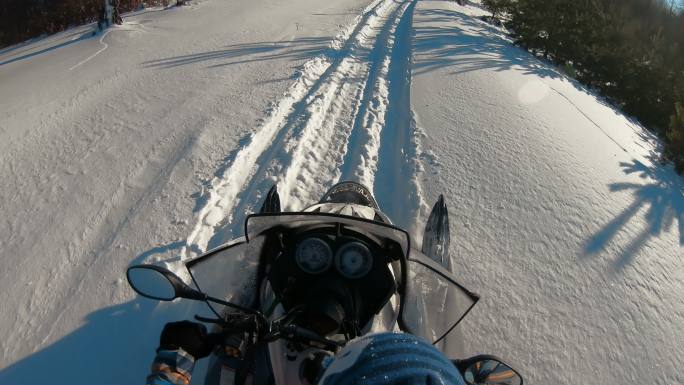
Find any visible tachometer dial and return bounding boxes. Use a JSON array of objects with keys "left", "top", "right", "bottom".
[
  {"left": 295, "top": 238, "right": 333, "bottom": 274},
  {"left": 335, "top": 242, "right": 373, "bottom": 279}
]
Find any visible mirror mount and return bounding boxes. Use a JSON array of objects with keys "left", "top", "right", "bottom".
[{"left": 158, "top": 267, "right": 207, "bottom": 301}]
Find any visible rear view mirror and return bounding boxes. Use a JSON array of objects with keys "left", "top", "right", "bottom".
[
  {"left": 127, "top": 264, "right": 205, "bottom": 301},
  {"left": 127, "top": 264, "right": 265, "bottom": 321},
  {"left": 454, "top": 355, "right": 523, "bottom": 385}
]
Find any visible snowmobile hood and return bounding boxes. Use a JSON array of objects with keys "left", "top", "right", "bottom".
[
  {"left": 303, "top": 203, "right": 391, "bottom": 223},
  {"left": 309, "top": 181, "right": 392, "bottom": 223},
  {"left": 319, "top": 181, "right": 380, "bottom": 208}
]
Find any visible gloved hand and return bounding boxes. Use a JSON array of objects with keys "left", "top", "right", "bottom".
[{"left": 158, "top": 320, "right": 215, "bottom": 359}]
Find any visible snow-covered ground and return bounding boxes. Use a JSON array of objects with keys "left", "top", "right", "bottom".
[
  {"left": 0, "top": 0, "right": 681, "bottom": 384},
  {"left": 411, "top": 2, "right": 683, "bottom": 384}
]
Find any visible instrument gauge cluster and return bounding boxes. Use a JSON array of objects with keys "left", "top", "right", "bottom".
[
  {"left": 269, "top": 229, "right": 397, "bottom": 336},
  {"left": 294, "top": 236, "right": 375, "bottom": 279},
  {"left": 334, "top": 242, "right": 372, "bottom": 279},
  {"left": 295, "top": 237, "right": 333, "bottom": 275}
]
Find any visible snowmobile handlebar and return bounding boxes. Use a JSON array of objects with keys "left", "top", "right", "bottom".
[
  {"left": 126, "top": 264, "right": 340, "bottom": 351},
  {"left": 194, "top": 314, "right": 262, "bottom": 332},
  {"left": 270, "top": 324, "right": 343, "bottom": 350},
  {"left": 195, "top": 313, "right": 342, "bottom": 351}
]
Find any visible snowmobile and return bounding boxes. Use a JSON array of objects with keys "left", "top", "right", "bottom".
[{"left": 127, "top": 181, "right": 524, "bottom": 385}]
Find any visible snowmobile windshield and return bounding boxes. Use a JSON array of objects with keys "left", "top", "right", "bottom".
[
  {"left": 401, "top": 251, "right": 479, "bottom": 351},
  {"left": 186, "top": 212, "right": 478, "bottom": 350},
  {"left": 185, "top": 237, "right": 263, "bottom": 313},
  {"left": 184, "top": 212, "right": 410, "bottom": 315}
]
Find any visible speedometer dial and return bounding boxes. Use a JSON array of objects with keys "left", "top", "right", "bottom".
[
  {"left": 295, "top": 238, "right": 333, "bottom": 274},
  {"left": 335, "top": 242, "right": 373, "bottom": 279}
]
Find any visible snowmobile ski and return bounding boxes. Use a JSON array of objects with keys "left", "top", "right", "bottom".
[
  {"left": 422, "top": 194, "right": 451, "bottom": 271},
  {"left": 260, "top": 184, "right": 281, "bottom": 214}
]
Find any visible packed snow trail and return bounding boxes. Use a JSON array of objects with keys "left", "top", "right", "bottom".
[{"left": 182, "top": 0, "right": 429, "bottom": 258}]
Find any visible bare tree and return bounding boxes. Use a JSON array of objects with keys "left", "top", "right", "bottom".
[
  {"left": 112, "top": 0, "right": 123, "bottom": 24},
  {"left": 99, "top": 0, "right": 123, "bottom": 30}
]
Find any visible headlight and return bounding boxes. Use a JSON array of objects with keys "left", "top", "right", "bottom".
[
  {"left": 335, "top": 242, "right": 373, "bottom": 279},
  {"left": 295, "top": 238, "right": 333, "bottom": 274}
]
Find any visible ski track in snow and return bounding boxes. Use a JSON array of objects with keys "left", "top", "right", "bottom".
[
  {"left": 69, "top": 22, "right": 145, "bottom": 71},
  {"left": 178, "top": 0, "right": 427, "bottom": 264},
  {"left": 69, "top": 30, "right": 112, "bottom": 71}
]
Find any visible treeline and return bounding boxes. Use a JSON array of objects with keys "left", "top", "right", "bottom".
[
  {"left": 482, "top": 0, "right": 684, "bottom": 173},
  {"left": 0, "top": 1, "right": 174, "bottom": 49}
]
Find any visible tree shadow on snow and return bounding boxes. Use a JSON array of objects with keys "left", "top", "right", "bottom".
[
  {"left": 142, "top": 36, "right": 331, "bottom": 69},
  {"left": 0, "top": 6, "right": 176, "bottom": 67},
  {"left": 412, "top": 7, "right": 563, "bottom": 80},
  {"left": 412, "top": 3, "right": 637, "bottom": 130},
  {"left": 583, "top": 157, "right": 684, "bottom": 270},
  {"left": 0, "top": 29, "right": 96, "bottom": 67}
]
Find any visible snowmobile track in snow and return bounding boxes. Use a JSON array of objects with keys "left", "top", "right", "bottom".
[{"left": 181, "top": 0, "right": 427, "bottom": 259}]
